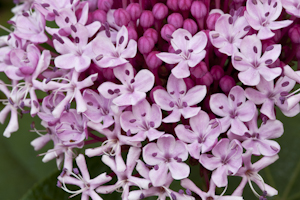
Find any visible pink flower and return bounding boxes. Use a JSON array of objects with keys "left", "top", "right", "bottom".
[
  {"left": 175, "top": 110, "right": 221, "bottom": 159},
  {"left": 200, "top": 138, "right": 243, "bottom": 187},
  {"left": 143, "top": 134, "right": 190, "bottom": 186},
  {"left": 245, "top": 0, "right": 293, "bottom": 39},
  {"left": 156, "top": 28, "right": 207, "bottom": 78},
  {"left": 232, "top": 35, "right": 282, "bottom": 86},
  {"left": 92, "top": 26, "right": 137, "bottom": 68},
  {"left": 153, "top": 74, "right": 206, "bottom": 123},
  {"left": 210, "top": 86, "right": 256, "bottom": 134},
  {"left": 120, "top": 99, "right": 164, "bottom": 141},
  {"left": 98, "top": 63, "right": 154, "bottom": 106},
  {"left": 209, "top": 14, "right": 249, "bottom": 56}
]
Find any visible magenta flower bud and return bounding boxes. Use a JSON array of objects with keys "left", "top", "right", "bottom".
[
  {"left": 146, "top": 51, "right": 163, "bottom": 69},
  {"left": 183, "top": 19, "right": 198, "bottom": 35},
  {"left": 184, "top": 78, "right": 195, "bottom": 90},
  {"left": 126, "top": 3, "right": 142, "bottom": 21},
  {"left": 191, "top": 1, "right": 207, "bottom": 19},
  {"left": 113, "top": 8, "right": 131, "bottom": 26},
  {"left": 140, "top": 10, "right": 154, "bottom": 28},
  {"left": 127, "top": 26, "right": 138, "bottom": 41},
  {"left": 97, "top": 0, "right": 113, "bottom": 12},
  {"left": 92, "top": 10, "right": 107, "bottom": 23},
  {"left": 289, "top": 25, "right": 300, "bottom": 44},
  {"left": 210, "top": 65, "right": 224, "bottom": 80},
  {"left": 219, "top": 75, "right": 236, "bottom": 94},
  {"left": 198, "top": 72, "right": 213, "bottom": 86},
  {"left": 161, "top": 24, "right": 176, "bottom": 42},
  {"left": 167, "top": 0, "right": 179, "bottom": 11},
  {"left": 272, "top": 29, "right": 281, "bottom": 43},
  {"left": 101, "top": 68, "right": 115, "bottom": 81},
  {"left": 206, "top": 11, "right": 222, "bottom": 30},
  {"left": 262, "top": 40, "right": 275, "bottom": 52},
  {"left": 86, "top": 12, "right": 93, "bottom": 25},
  {"left": 178, "top": 0, "right": 192, "bottom": 11},
  {"left": 152, "top": 3, "right": 168, "bottom": 20},
  {"left": 233, "top": 0, "right": 245, "bottom": 2},
  {"left": 190, "top": 62, "right": 208, "bottom": 79},
  {"left": 167, "top": 13, "right": 183, "bottom": 28},
  {"left": 144, "top": 28, "right": 158, "bottom": 43},
  {"left": 296, "top": 46, "right": 300, "bottom": 61},
  {"left": 138, "top": 36, "right": 155, "bottom": 54}
]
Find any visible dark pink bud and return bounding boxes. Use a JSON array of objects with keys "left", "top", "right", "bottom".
[
  {"left": 152, "top": 3, "right": 168, "bottom": 20},
  {"left": 191, "top": 1, "right": 207, "bottom": 19},
  {"left": 184, "top": 78, "right": 195, "bottom": 90},
  {"left": 167, "top": 0, "right": 178, "bottom": 11},
  {"left": 138, "top": 36, "right": 155, "bottom": 54},
  {"left": 144, "top": 28, "right": 158, "bottom": 43},
  {"left": 140, "top": 10, "right": 154, "bottom": 28},
  {"left": 262, "top": 39, "right": 275, "bottom": 52},
  {"left": 161, "top": 24, "right": 176, "bottom": 42},
  {"left": 183, "top": 19, "right": 198, "bottom": 35},
  {"left": 167, "top": 13, "right": 183, "bottom": 29},
  {"left": 146, "top": 51, "right": 163, "bottom": 69},
  {"left": 296, "top": 46, "right": 300, "bottom": 60},
  {"left": 206, "top": 11, "right": 222, "bottom": 30},
  {"left": 178, "top": 0, "right": 192, "bottom": 11},
  {"left": 86, "top": 12, "right": 93, "bottom": 25},
  {"left": 210, "top": 65, "right": 224, "bottom": 80},
  {"left": 127, "top": 26, "right": 138, "bottom": 41},
  {"left": 92, "top": 10, "right": 107, "bottom": 23},
  {"left": 219, "top": 75, "right": 236, "bottom": 94},
  {"left": 101, "top": 68, "right": 115, "bottom": 81},
  {"left": 113, "top": 8, "right": 131, "bottom": 26},
  {"left": 190, "top": 62, "right": 208, "bottom": 79},
  {"left": 197, "top": 72, "right": 213, "bottom": 86},
  {"left": 288, "top": 25, "right": 300, "bottom": 44},
  {"left": 126, "top": 3, "right": 142, "bottom": 21},
  {"left": 97, "top": 0, "right": 113, "bottom": 12}
]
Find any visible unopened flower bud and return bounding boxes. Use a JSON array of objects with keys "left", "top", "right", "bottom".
[
  {"left": 167, "top": 13, "right": 183, "bottom": 28},
  {"left": 152, "top": 3, "right": 168, "bottom": 20},
  {"left": 197, "top": 72, "right": 213, "bottom": 86},
  {"left": 191, "top": 1, "right": 207, "bottom": 19},
  {"left": 262, "top": 40, "right": 275, "bottom": 52},
  {"left": 289, "top": 25, "right": 300, "bottom": 44},
  {"left": 124, "top": 26, "right": 137, "bottom": 41},
  {"left": 161, "top": 24, "right": 176, "bottom": 42},
  {"left": 210, "top": 65, "right": 224, "bottom": 80},
  {"left": 146, "top": 51, "right": 162, "bottom": 69},
  {"left": 167, "top": 0, "right": 179, "bottom": 11},
  {"left": 184, "top": 78, "right": 195, "bottom": 90},
  {"left": 190, "top": 62, "right": 208, "bottom": 79},
  {"left": 97, "top": 0, "right": 113, "bottom": 12},
  {"left": 178, "top": 0, "right": 192, "bottom": 11},
  {"left": 138, "top": 36, "right": 155, "bottom": 54},
  {"left": 140, "top": 10, "right": 154, "bottom": 28},
  {"left": 219, "top": 75, "right": 235, "bottom": 94},
  {"left": 113, "top": 8, "right": 131, "bottom": 26},
  {"left": 126, "top": 3, "right": 142, "bottom": 21},
  {"left": 183, "top": 19, "right": 198, "bottom": 35},
  {"left": 144, "top": 28, "right": 158, "bottom": 43},
  {"left": 206, "top": 9, "right": 223, "bottom": 30},
  {"left": 92, "top": 10, "right": 107, "bottom": 23}
]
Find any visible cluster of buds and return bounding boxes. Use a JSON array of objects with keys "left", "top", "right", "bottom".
[{"left": 1, "top": 0, "right": 300, "bottom": 199}]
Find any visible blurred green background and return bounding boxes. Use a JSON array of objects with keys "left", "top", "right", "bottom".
[{"left": 0, "top": 1, "right": 300, "bottom": 200}]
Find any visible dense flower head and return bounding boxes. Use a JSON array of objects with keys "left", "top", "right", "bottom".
[{"left": 1, "top": 0, "right": 300, "bottom": 199}]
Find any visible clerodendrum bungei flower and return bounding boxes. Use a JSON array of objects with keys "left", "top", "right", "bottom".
[{"left": 1, "top": 0, "right": 300, "bottom": 199}]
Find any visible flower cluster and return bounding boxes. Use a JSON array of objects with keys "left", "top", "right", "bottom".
[{"left": 1, "top": 0, "right": 300, "bottom": 199}]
